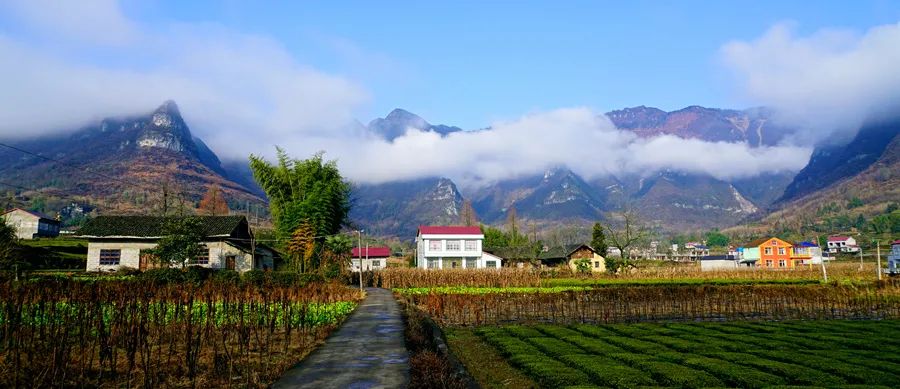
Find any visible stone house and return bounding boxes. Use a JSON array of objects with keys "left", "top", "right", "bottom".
[
  {"left": 1, "top": 208, "right": 61, "bottom": 240},
  {"left": 78, "top": 215, "right": 274, "bottom": 272},
  {"left": 539, "top": 244, "right": 605, "bottom": 273}
]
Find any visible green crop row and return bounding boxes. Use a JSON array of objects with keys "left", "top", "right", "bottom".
[
  {"left": 473, "top": 320, "right": 900, "bottom": 388},
  {"left": 393, "top": 286, "right": 589, "bottom": 295}
]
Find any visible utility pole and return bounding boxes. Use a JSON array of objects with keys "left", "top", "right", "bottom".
[
  {"left": 877, "top": 240, "right": 882, "bottom": 281},
  {"left": 858, "top": 242, "right": 864, "bottom": 271},
  {"left": 817, "top": 234, "right": 827, "bottom": 283},
  {"left": 357, "top": 230, "right": 364, "bottom": 291}
]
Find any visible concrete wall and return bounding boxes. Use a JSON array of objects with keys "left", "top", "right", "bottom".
[
  {"left": 416, "top": 234, "right": 483, "bottom": 269},
  {"left": 86, "top": 240, "right": 268, "bottom": 272},
  {"left": 567, "top": 253, "right": 606, "bottom": 273},
  {"left": 350, "top": 256, "right": 388, "bottom": 272},
  {"left": 701, "top": 259, "right": 737, "bottom": 271}
]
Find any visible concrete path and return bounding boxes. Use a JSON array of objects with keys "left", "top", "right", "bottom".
[{"left": 274, "top": 287, "right": 409, "bottom": 389}]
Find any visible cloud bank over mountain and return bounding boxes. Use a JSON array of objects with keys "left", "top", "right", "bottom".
[
  {"left": 721, "top": 21, "right": 900, "bottom": 144},
  {"left": 9, "top": 1, "right": 896, "bottom": 186}
]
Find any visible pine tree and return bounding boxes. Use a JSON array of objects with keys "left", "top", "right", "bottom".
[{"left": 591, "top": 222, "right": 608, "bottom": 257}]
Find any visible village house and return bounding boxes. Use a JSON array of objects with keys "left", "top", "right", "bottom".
[
  {"left": 483, "top": 246, "right": 535, "bottom": 268},
  {"left": 684, "top": 242, "right": 710, "bottom": 260},
  {"left": 416, "top": 226, "right": 494, "bottom": 269},
  {"left": 826, "top": 236, "right": 860, "bottom": 253},
  {"left": 887, "top": 240, "right": 900, "bottom": 275},
  {"left": 2, "top": 208, "right": 61, "bottom": 240},
  {"left": 742, "top": 237, "right": 795, "bottom": 269},
  {"left": 791, "top": 241, "right": 826, "bottom": 265},
  {"left": 539, "top": 244, "right": 605, "bottom": 272},
  {"left": 78, "top": 215, "right": 275, "bottom": 272},
  {"left": 351, "top": 246, "right": 391, "bottom": 271}
]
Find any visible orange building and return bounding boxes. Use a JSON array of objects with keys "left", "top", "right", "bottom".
[{"left": 745, "top": 237, "right": 795, "bottom": 269}]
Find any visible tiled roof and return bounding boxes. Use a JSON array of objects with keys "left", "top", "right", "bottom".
[
  {"left": 78, "top": 216, "right": 246, "bottom": 238},
  {"left": 418, "top": 226, "right": 482, "bottom": 235},
  {"left": 2, "top": 208, "right": 59, "bottom": 223},
  {"left": 828, "top": 236, "right": 851, "bottom": 242},
  {"left": 352, "top": 247, "right": 392, "bottom": 258},
  {"left": 539, "top": 244, "right": 593, "bottom": 260}
]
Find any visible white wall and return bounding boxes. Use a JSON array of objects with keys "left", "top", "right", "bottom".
[
  {"left": 2, "top": 210, "right": 59, "bottom": 240},
  {"left": 416, "top": 233, "right": 484, "bottom": 269},
  {"left": 700, "top": 259, "right": 737, "bottom": 271},
  {"left": 86, "top": 240, "right": 263, "bottom": 272},
  {"left": 350, "top": 256, "right": 389, "bottom": 272}
]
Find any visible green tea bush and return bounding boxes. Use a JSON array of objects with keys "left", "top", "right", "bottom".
[
  {"left": 503, "top": 325, "right": 545, "bottom": 338},
  {"left": 527, "top": 337, "right": 583, "bottom": 357},
  {"left": 680, "top": 354, "right": 785, "bottom": 388},
  {"left": 561, "top": 354, "right": 656, "bottom": 387},
  {"left": 639, "top": 360, "right": 724, "bottom": 388},
  {"left": 602, "top": 336, "right": 670, "bottom": 353},
  {"left": 754, "top": 349, "right": 899, "bottom": 386},
  {"left": 561, "top": 336, "right": 623, "bottom": 354},
  {"left": 643, "top": 335, "right": 721, "bottom": 353},
  {"left": 508, "top": 354, "right": 592, "bottom": 387},
  {"left": 710, "top": 352, "right": 845, "bottom": 386},
  {"left": 534, "top": 324, "right": 583, "bottom": 339},
  {"left": 571, "top": 324, "right": 618, "bottom": 337}
]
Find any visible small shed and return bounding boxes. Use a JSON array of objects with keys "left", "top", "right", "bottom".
[
  {"left": 1, "top": 208, "right": 61, "bottom": 240},
  {"left": 699, "top": 255, "right": 737, "bottom": 271}
]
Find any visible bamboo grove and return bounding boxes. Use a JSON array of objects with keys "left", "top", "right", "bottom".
[{"left": 0, "top": 279, "right": 363, "bottom": 387}]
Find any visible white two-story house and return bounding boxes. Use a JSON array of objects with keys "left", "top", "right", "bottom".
[
  {"left": 416, "top": 226, "right": 495, "bottom": 269},
  {"left": 827, "top": 236, "right": 860, "bottom": 253},
  {"left": 887, "top": 239, "right": 900, "bottom": 275}
]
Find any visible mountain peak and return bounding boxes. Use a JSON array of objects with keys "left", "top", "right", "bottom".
[{"left": 154, "top": 100, "right": 181, "bottom": 116}]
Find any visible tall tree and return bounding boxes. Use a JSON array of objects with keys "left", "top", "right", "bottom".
[
  {"left": 705, "top": 229, "right": 729, "bottom": 247},
  {"left": 249, "top": 149, "right": 351, "bottom": 261},
  {"left": 198, "top": 184, "right": 229, "bottom": 216},
  {"left": 0, "top": 218, "right": 20, "bottom": 270},
  {"left": 507, "top": 205, "right": 520, "bottom": 246},
  {"left": 150, "top": 218, "right": 205, "bottom": 268},
  {"left": 605, "top": 208, "right": 647, "bottom": 260},
  {"left": 460, "top": 200, "right": 478, "bottom": 226},
  {"left": 591, "top": 222, "right": 608, "bottom": 257}
]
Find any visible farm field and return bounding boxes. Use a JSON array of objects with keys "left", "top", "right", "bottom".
[
  {"left": 0, "top": 278, "right": 363, "bottom": 388},
  {"left": 448, "top": 320, "right": 900, "bottom": 388}
]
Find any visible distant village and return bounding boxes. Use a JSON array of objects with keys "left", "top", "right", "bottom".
[{"left": 3, "top": 207, "right": 899, "bottom": 276}]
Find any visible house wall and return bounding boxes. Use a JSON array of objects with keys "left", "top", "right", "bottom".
[
  {"left": 87, "top": 240, "right": 263, "bottom": 272},
  {"left": 757, "top": 238, "right": 794, "bottom": 269},
  {"left": 350, "top": 256, "right": 389, "bottom": 272},
  {"left": 566, "top": 251, "right": 606, "bottom": 273},
  {"left": 416, "top": 233, "right": 484, "bottom": 269},
  {"left": 2, "top": 210, "right": 59, "bottom": 240},
  {"left": 701, "top": 259, "right": 737, "bottom": 271}
]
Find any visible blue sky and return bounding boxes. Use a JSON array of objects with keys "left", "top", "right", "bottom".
[
  {"left": 122, "top": 0, "right": 899, "bottom": 128},
  {"left": 0, "top": 1, "right": 897, "bottom": 183}
]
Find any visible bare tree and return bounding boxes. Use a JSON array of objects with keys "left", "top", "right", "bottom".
[
  {"left": 605, "top": 207, "right": 647, "bottom": 260},
  {"left": 459, "top": 200, "right": 478, "bottom": 226}
]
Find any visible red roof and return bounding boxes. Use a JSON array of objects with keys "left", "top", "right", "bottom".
[
  {"left": 828, "top": 236, "right": 851, "bottom": 242},
  {"left": 352, "top": 247, "right": 392, "bottom": 258},
  {"left": 418, "top": 225, "right": 483, "bottom": 235},
  {"left": 892, "top": 240, "right": 900, "bottom": 246}
]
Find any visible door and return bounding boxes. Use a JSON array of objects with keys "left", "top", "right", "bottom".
[
  {"left": 139, "top": 251, "right": 156, "bottom": 271},
  {"left": 225, "top": 255, "right": 236, "bottom": 271}
]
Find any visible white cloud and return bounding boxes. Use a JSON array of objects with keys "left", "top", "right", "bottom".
[
  {"left": 2, "top": 0, "right": 139, "bottom": 46},
  {"left": 0, "top": 3, "right": 813, "bottom": 188},
  {"left": 721, "top": 21, "right": 900, "bottom": 142},
  {"left": 324, "top": 108, "right": 810, "bottom": 186}
]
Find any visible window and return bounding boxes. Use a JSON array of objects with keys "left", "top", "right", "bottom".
[
  {"left": 451, "top": 261, "right": 459, "bottom": 269},
  {"left": 778, "top": 259, "right": 786, "bottom": 268},
  {"left": 465, "top": 259, "right": 476, "bottom": 268},
  {"left": 429, "top": 240, "right": 442, "bottom": 250},
  {"left": 427, "top": 259, "right": 439, "bottom": 269},
  {"left": 192, "top": 246, "right": 210, "bottom": 265},
  {"left": 465, "top": 240, "right": 477, "bottom": 251},
  {"left": 486, "top": 261, "right": 497, "bottom": 268},
  {"left": 371, "top": 260, "right": 381, "bottom": 268},
  {"left": 765, "top": 260, "right": 773, "bottom": 267},
  {"left": 99, "top": 249, "right": 121, "bottom": 266},
  {"left": 446, "top": 240, "right": 461, "bottom": 251},
  {"left": 764, "top": 247, "right": 772, "bottom": 255},
  {"left": 771, "top": 240, "right": 778, "bottom": 245},
  {"left": 594, "top": 261, "right": 600, "bottom": 268},
  {"left": 778, "top": 248, "right": 785, "bottom": 255}
]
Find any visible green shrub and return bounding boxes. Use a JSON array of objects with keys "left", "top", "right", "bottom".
[
  {"left": 508, "top": 354, "right": 592, "bottom": 388},
  {"left": 561, "top": 354, "right": 657, "bottom": 387},
  {"left": 603, "top": 324, "right": 655, "bottom": 338},
  {"left": 753, "top": 349, "right": 899, "bottom": 386},
  {"left": 602, "top": 336, "right": 670, "bottom": 353},
  {"left": 643, "top": 335, "right": 721, "bottom": 353},
  {"left": 709, "top": 352, "right": 845, "bottom": 386},
  {"left": 503, "top": 325, "right": 545, "bottom": 338},
  {"left": 570, "top": 324, "right": 618, "bottom": 337},
  {"left": 561, "top": 336, "right": 623, "bottom": 354},
  {"left": 638, "top": 361, "right": 724, "bottom": 388},
  {"left": 527, "top": 337, "right": 583, "bottom": 357},
  {"left": 139, "top": 268, "right": 186, "bottom": 284},
  {"left": 680, "top": 354, "right": 785, "bottom": 388},
  {"left": 241, "top": 269, "right": 267, "bottom": 286},
  {"left": 183, "top": 266, "right": 217, "bottom": 284},
  {"left": 534, "top": 325, "right": 583, "bottom": 339},
  {"left": 209, "top": 269, "right": 240, "bottom": 284}
]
